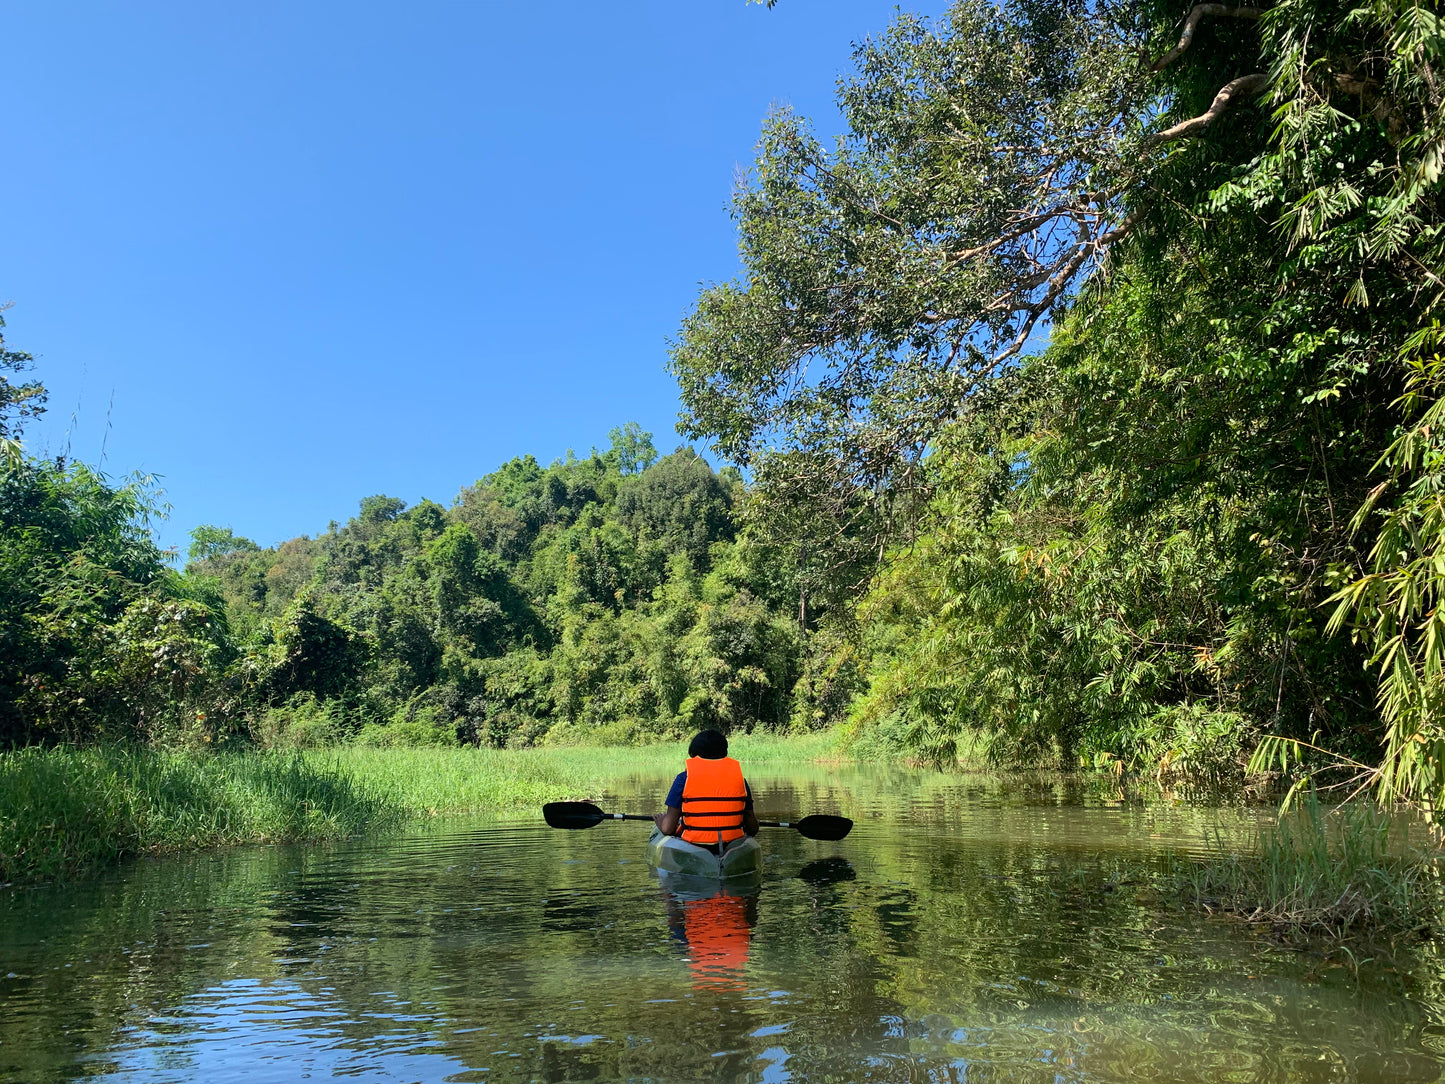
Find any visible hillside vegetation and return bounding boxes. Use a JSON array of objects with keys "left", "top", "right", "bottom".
[{"left": 1, "top": 416, "right": 809, "bottom": 751}]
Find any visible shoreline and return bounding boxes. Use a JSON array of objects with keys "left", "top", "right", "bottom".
[
  {"left": 6, "top": 738, "right": 1441, "bottom": 944},
  {"left": 0, "top": 733, "right": 843, "bottom": 885}
]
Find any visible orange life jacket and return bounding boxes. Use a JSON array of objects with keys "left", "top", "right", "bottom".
[{"left": 680, "top": 756, "right": 748, "bottom": 846}]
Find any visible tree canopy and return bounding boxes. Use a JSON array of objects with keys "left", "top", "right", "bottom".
[{"left": 673, "top": 0, "right": 1445, "bottom": 800}]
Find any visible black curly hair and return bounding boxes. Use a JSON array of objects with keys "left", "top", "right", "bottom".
[{"left": 687, "top": 728, "right": 728, "bottom": 759}]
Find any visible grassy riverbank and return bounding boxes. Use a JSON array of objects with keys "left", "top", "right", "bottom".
[
  {"left": 1171, "top": 797, "right": 1444, "bottom": 940},
  {"left": 0, "top": 746, "right": 404, "bottom": 884},
  {"left": 0, "top": 732, "right": 843, "bottom": 884},
  {"left": 12, "top": 736, "right": 1443, "bottom": 947},
  {"left": 316, "top": 730, "right": 841, "bottom": 816}
]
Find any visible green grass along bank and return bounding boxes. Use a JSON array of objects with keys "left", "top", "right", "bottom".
[
  {"left": 0, "top": 733, "right": 840, "bottom": 884},
  {"left": 5, "top": 736, "right": 1442, "bottom": 944}
]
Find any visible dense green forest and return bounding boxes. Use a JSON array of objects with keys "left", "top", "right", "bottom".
[
  {"left": 0, "top": 397, "right": 807, "bottom": 750},
  {"left": 3, "top": 0, "right": 1443, "bottom": 808}
]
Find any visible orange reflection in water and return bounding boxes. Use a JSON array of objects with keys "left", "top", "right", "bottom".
[
  {"left": 683, "top": 892, "right": 752, "bottom": 990},
  {"left": 665, "top": 885, "right": 758, "bottom": 992}
]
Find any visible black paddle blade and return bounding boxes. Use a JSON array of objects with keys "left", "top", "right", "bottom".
[
  {"left": 543, "top": 801, "right": 606, "bottom": 829},
  {"left": 795, "top": 814, "right": 853, "bottom": 841}
]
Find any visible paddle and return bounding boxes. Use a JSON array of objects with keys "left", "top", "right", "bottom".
[{"left": 542, "top": 801, "right": 853, "bottom": 842}]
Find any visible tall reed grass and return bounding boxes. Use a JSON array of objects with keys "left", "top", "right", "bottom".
[
  {"left": 0, "top": 745, "right": 405, "bottom": 884},
  {"left": 311, "top": 733, "right": 828, "bottom": 813},
  {"left": 1174, "top": 795, "right": 1444, "bottom": 937},
  {"left": 0, "top": 731, "right": 844, "bottom": 883}
]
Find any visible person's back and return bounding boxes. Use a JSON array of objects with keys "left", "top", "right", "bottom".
[{"left": 653, "top": 729, "right": 760, "bottom": 852}]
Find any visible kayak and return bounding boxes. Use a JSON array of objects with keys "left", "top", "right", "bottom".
[{"left": 647, "top": 827, "right": 763, "bottom": 881}]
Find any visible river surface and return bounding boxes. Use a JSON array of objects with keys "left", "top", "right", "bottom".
[{"left": 3, "top": 764, "right": 1445, "bottom": 1083}]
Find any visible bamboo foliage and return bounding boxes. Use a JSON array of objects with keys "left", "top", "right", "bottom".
[{"left": 1328, "top": 326, "right": 1445, "bottom": 812}]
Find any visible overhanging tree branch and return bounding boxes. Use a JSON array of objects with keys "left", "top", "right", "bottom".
[
  {"left": 672, "top": 0, "right": 1281, "bottom": 552},
  {"left": 1149, "top": 4, "right": 1265, "bottom": 74},
  {"left": 1148, "top": 73, "right": 1271, "bottom": 143}
]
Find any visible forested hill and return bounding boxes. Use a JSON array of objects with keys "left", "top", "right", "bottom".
[
  {"left": 2, "top": 334, "right": 832, "bottom": 754},
  {"left": 176, "top": 431, "right": 804, "bottom": 748}
]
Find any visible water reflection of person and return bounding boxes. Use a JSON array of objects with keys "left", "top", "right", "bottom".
[{"left": 662, "top": 883, "right": 759, "bottom": 992}]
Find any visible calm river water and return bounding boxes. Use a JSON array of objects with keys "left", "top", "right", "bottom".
[{"left": 3, "top": 764, "right": 1444, "bottom": 1083}]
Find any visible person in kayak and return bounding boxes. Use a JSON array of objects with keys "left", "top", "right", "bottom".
[{"left": 653, "top": 728, "right": 760, "bottom": 853}]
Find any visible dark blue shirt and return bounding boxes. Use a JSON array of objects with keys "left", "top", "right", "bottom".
[{"left": 665, "top": 771, "right": 754, "bottom": 810}]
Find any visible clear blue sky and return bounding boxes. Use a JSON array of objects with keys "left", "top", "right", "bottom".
[{"left": 4, "top": 1, "right": 944, "bottom": 556}]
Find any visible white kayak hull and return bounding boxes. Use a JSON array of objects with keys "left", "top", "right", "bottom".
[{"left": 647, "top": 828, "right": 763, "bottom": 880}]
